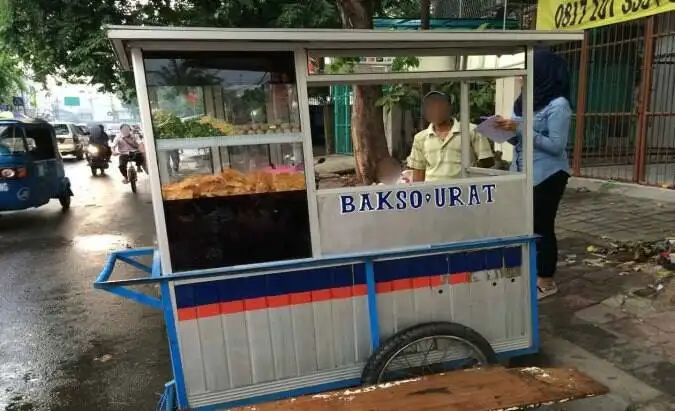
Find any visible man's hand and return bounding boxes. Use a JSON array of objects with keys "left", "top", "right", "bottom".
[{"left": 494, "top": 116, "right": 518, "bottom": 132}]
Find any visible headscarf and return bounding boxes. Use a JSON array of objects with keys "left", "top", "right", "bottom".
[
  {"left": 87, "top": 123, "right": 108, "bottom": 145},
  {"left": 513, "top": 48, "right": 571, "bottom": 117}
]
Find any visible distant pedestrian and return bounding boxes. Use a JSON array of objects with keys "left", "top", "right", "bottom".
[{"left": 168, "top": 150, "right": 180, "bottom": 174}]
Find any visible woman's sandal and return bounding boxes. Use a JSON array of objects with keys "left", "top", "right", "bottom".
[{"left": 537, "top": 283, "right": 559, "bottom": 300}]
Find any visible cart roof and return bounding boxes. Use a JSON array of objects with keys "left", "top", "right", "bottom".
[{"left": 107, "top": 25, "right": 583, "bottom": 70}]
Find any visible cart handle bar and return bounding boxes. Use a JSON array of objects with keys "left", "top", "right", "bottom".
[{"left": 94, "top": 247, "right": 163, "bottom": 310}]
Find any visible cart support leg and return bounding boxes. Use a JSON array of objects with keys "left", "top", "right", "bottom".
[
  {"left": 529, "top": 240, "right": 540, "bottom": 353},
  {"left": 164, "top": 380, "right": 176, "bottom": 411},
  {"left": 365, "top": 259, "right": 380, "bottom": 351},
  {"left": 161, "top": 282, "right": 189, "bottom": 408}
]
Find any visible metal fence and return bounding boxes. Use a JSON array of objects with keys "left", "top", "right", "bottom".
[
  {"left": 553, "top": 12, "right": 675, "bottom": 187},
  {"left": 470, "top": 0, "right": 675, "bottom": 187}
]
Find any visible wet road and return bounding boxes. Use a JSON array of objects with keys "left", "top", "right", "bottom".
[{"left": 0, "top": 160, "right": 170, "bottom": 411}]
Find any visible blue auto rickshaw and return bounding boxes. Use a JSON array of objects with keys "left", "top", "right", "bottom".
[{"left": 0, "top": 112, "right": 73, "bottom": 212}]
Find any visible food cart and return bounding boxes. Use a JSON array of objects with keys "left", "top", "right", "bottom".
[{"left": 95, "top": 27, "right": 603, "bottom": 410}]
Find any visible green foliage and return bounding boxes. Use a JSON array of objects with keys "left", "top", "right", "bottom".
[
  {"left": 327, "top": 57, "right": 360, "bottom": 74},
  {"left": 390, "top": 56, "right": 419, "bottom": 72},
  {"left": 152, "top": 111, "right": 225, "bottom": 139},
  {"left": 376, "top": 84, "right": 420, "bottom": 111},
  {"left": 0, "top": 47, "right": 25, "bottom": 99},
  {"left": 376, "top": 0, "right": 421, "bottom": 17},
  {"left": 376, "top": 57, "right": 420, "bottom": 112},
  {"left": 2, "top": 0, "right": 421, "bottom": 100},
  {"left": 436, "top": 81, "right": 496, "bottom": 122},
  {"left": 1, "top": 0, "right": 344, "bottom": 100},
  {"left": 376, "top": 22, "right": 496, "bottom": 121}
]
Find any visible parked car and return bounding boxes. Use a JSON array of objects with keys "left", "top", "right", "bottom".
[{"left": 51, "top": 122, "right": 89, "bottom": 160}]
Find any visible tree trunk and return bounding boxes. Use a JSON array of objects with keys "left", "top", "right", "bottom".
[
  {"left": 420, "top": 0, "right": 431, "bottom": 29},
  {"left": 336, "top": 0, "right": 388, "bottom": 184}
]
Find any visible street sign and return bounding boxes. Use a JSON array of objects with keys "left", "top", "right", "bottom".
[
  {"left": 63, "top": 96, "right": 81, "bottom": 107},
  {"left": 12, "top": 97, "right": 24, "bottom": 107}
]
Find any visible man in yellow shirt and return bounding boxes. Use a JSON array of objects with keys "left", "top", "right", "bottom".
[{"left": 407, "top": 91, "right": 494, "bottom": 182}]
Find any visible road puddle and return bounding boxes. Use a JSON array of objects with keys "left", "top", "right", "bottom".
[{"left": 72, "top": 234, "right": 130, "bottom": 252}]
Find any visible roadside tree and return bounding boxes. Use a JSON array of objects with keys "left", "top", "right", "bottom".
[{"left": 3, "top": 0, "right": 418, "bottom": 182}]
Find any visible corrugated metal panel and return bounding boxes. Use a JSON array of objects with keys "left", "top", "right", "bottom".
[{"left": 170, "top": 247, "right": 532, "bottom": 408}]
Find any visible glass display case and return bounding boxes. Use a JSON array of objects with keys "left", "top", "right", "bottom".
[{"left": 144, "top": 51, "right": 311, "bottom": 271}]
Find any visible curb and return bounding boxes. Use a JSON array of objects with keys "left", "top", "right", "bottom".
[{"left": 568, "top": 177, "right": 675, "bottom": 204}]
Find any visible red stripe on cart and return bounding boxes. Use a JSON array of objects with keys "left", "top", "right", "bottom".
[
  {"left": 449, "top": 272, "right": 471, "bottom": 285},
  {"left": 177, "top": 275, "right": 474, "bottom": 321},
  {"left": 176, "top": 284, "right": 369, "bottom": 321}
]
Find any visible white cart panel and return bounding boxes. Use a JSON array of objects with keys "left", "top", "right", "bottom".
[
  {"left": 169, "top": 244, "right": 530, "bottom": 408},
  {"left": 316, "top": 178, "right": 527, "bottom": 256}
]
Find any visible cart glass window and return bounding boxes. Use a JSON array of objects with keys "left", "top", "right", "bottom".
[
  {"left": 24, "top": 124, "right": 57, "bottom": 161},
  {"left": 143, "top": 51, "right": 311, "bottom": 272},
  {"left": 0, "top": 125, "right": 28, "bottom": 154}
]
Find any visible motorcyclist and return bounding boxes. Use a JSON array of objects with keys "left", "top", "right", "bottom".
[
  {"left": 112, "top": 124, "right": 145, "bottom": 184},
  {"left": 87, "top": 123, "right": 112, "bottom": 162}
]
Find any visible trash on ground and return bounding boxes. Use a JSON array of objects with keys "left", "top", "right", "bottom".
[{"left": 95, "top": 354, "right": 113, "bottom": 363}]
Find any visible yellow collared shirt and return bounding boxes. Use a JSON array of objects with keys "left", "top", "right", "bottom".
[{"left": 407, "top": 120, "right": 493, "bottom": 181}]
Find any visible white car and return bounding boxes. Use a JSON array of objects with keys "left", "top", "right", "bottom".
[{"left": 52, "top": 122, "right": 89, "bottom": 160}]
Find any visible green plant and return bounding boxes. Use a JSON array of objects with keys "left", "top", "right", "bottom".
[
  {"left": 376, "top": 56, "right": 420, "bottom": 112},
  {"left": 376, "top": 84, "right": 420, "bottom": 111},
  {"left": 436, "top": 80, "right": 496, "bottom": 123},
  {"left": 327, "top": 57, "right": 360, "bottom": 74}
]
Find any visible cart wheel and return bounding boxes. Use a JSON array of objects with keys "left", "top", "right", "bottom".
[
  {"left": 130, "top": 178, "right": 137, "bottom": 193},
  {"left": 360, "top": 322, "right": 498, "bottom": 385},
  {"left": 58, "top": 194, "right": 71, "bottom": 211},
  {"left": 91, "top": 166, "right": 97, "bottom": 176}
]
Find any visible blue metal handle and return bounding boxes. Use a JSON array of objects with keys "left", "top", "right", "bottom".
[
  {"left": 96, "top": 253, "right": 117, "bottom": 284},
  {"left": 94, "top": 247, "right": 162, "bottom": 310}
]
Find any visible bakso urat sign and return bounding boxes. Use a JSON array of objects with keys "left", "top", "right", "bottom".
[{"left": 340, "top": 183, "right": 496, "bottom": 214}]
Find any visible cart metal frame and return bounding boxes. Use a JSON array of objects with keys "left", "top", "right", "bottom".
[{"left": 97, "top": 27, "right": 583, "bottom": 410}]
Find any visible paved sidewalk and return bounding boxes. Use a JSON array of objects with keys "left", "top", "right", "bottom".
[{"left": 533, "top": 189, "right": 675, "bottom": 410}]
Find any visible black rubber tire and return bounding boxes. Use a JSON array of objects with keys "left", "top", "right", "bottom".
[
  {"left": 360, "top": 321, "right": 499, "bottom": 385},
  {"left": 58, "top": 194, "right": 71, "bottom": 211},
  {"left": 90, "top": 166, "right": 97, "bottom": 176},
  {"left": 76, "top": 150, "right": 84, "bottom": 161},
  {"left": 130, "top": 178, "right": 137, "bottom": 193}
]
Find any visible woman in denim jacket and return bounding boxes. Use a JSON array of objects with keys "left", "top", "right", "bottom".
[{"left": 496, "top": 49, "right": 572, "bottom": 300}]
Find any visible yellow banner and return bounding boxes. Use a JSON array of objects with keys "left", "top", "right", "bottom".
[{"left": 537, "top": 0, "right": 675, "bottom": 30}]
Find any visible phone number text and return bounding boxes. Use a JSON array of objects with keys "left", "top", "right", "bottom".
[{"left": 553, "top": 0, "right": 675, "bottom": 29}]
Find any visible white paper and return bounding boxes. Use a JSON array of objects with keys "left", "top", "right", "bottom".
[{"left": 475, "top": 116, "right": 520, "bottom": 144}]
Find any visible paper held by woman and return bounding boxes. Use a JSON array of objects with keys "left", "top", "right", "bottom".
[{"left": 476, "top": 116, "right": 522, "bottom": 144}]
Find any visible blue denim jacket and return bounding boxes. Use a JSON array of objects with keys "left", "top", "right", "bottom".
[{"left": 510, "top": 96, "right": 571, "bottom": 186}]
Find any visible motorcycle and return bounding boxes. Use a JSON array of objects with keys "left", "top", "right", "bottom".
[
  {"left": 86, "top": 144, "right": 110, "bottom": 176},
  {"left": 126, "top": 151, "right": 146, "bottom": 193}
]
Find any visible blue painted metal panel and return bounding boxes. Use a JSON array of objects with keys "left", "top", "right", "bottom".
[{"left": 161, "top": 282, "right": 189, "bottom": 408}]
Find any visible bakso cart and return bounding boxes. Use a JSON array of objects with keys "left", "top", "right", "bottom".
[{"left": 95, "top": 26, "right": 606, "bottom": 411}]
